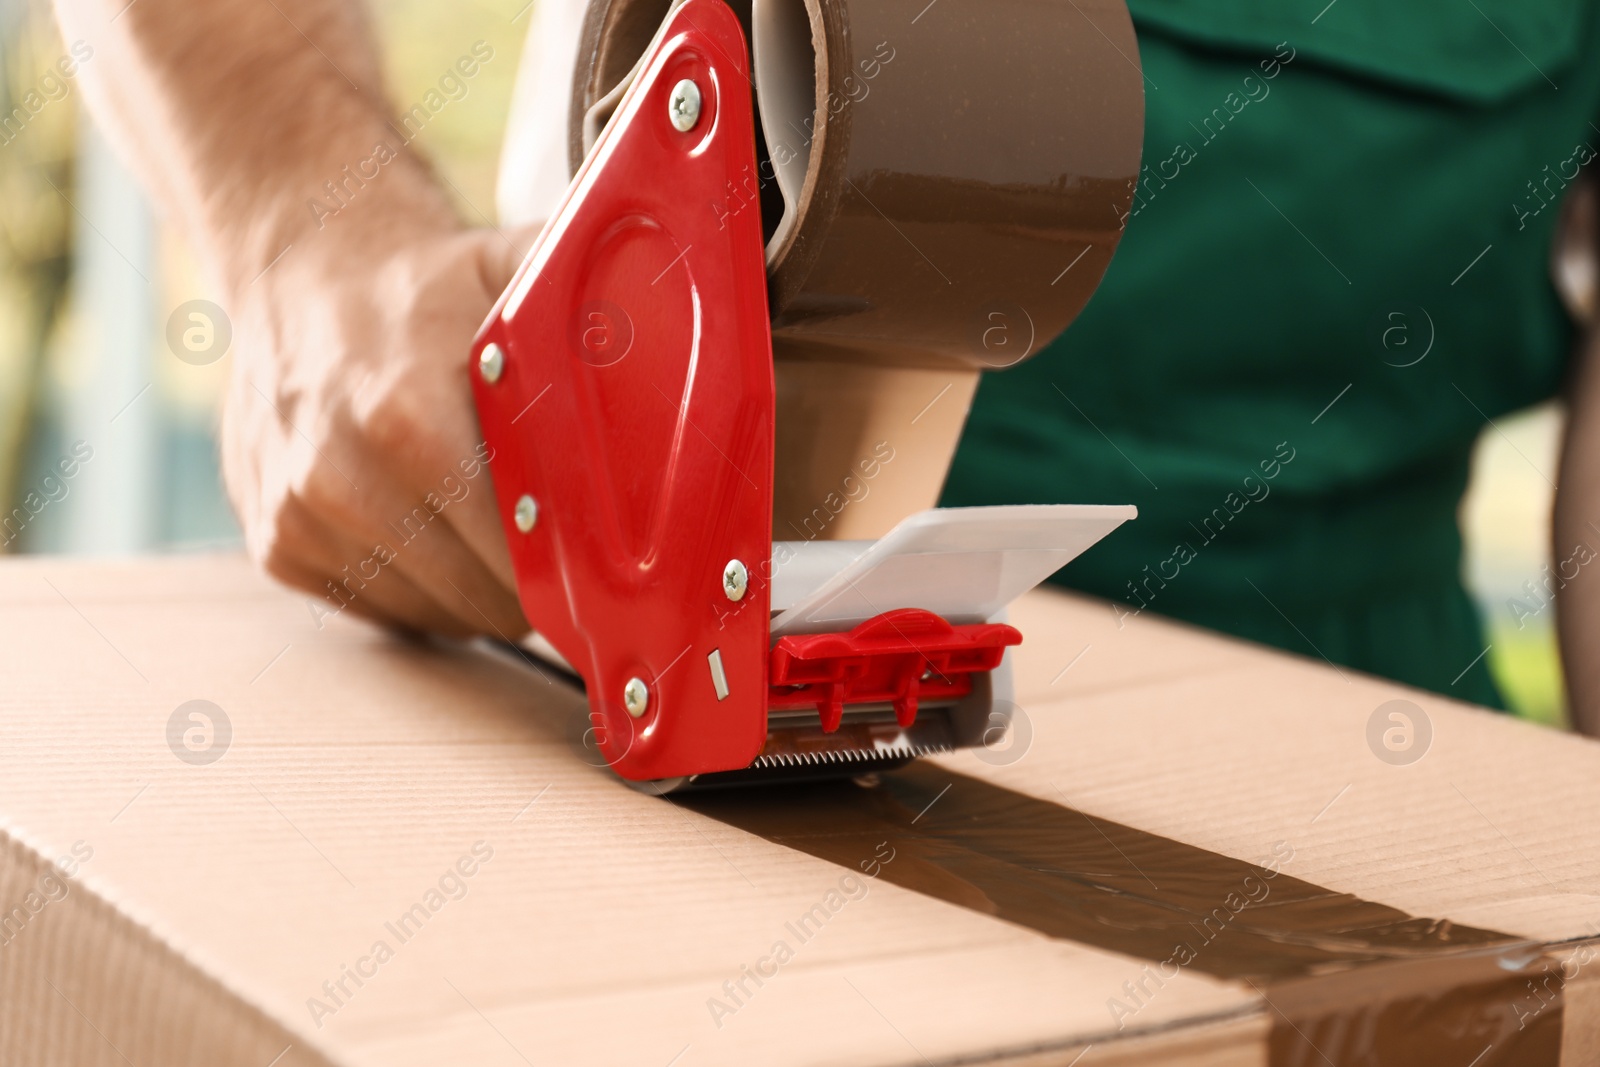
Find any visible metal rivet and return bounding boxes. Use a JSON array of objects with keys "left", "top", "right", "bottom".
[
  {"left": 623, "top": 677, "right": 650, "bottom": 718},
  {"left": 479, "top": 343, "right": 505, "bottom": 383},
  {"left": 668, "top": 79, "right": 702, "bottom": 132},
  {"left": 722, "top": 559, "right": 748, "bottom": 602},
  {"left": 514, "top": 495, "right": 538, "bottom": 533}
]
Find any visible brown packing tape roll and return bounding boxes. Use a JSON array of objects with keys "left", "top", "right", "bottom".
[
  {"left": 685, "top": 765, "right": 1570, "bottom": 1067},
  {"left": 571, "top": 0, "right": 1143, "bottom": 370},
  {"left": 764, "top": 0, "right": 1142, "bottom": 371},
  {"left": 569, "top": 0, "right": 1143, "bottom": 539}
]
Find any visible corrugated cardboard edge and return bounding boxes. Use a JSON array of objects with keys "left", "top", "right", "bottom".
[
  {"left": 0, "top": 791, "right": 1275, "bottom": 1067},
  {"left": 6, "top": 553, "right": 1600, "bottom": 1066},
  {"left": 0, "top": 821, "right": 339, "bottom": 1067},
  {"left": 907, "top": 909, "right": 1600, "bottom": 1067},
  {"left": 1557, "top": 941, "right": 1600, "bottom": 1065},
  {"left": 972, "top": 1011, "right": 1266, "bottom": 1067}
]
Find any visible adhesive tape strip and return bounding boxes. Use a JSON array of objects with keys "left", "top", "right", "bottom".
[{"left": 570, "top": 0, "right": 1143, "bottom": 370}]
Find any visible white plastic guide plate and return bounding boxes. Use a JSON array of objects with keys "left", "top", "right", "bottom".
[{"left": 769, "top": 504, "right": 1136, "bottom": 637}]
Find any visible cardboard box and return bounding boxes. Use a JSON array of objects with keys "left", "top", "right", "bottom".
[{"left": 2, "top": 554, "right": 1597, "bottom": 1065}]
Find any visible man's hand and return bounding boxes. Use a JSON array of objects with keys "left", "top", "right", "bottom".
[
  {"left": 54, "top": 0, "right": 535, "bottom": 638},
  {"left": 228, "top": 224, "right": 533, "bottom": 638}
]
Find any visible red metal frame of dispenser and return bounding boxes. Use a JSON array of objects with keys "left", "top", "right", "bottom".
[
  {"left": 470, "top": 0, "right": 774, "bottom": 780},
  {"left": 470, "top": 0, "right": 1023, "bottom": 782}
]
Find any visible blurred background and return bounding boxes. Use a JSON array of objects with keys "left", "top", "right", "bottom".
[{"left": 0, "top": 0, "right": 1572, "bottom": 727}]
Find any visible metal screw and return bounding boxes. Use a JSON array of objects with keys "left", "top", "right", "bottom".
[
  {"left": 722, "top": 559, "right": 748, "bottom": 602},
  {"left": 668, "top": 79, "right": 702, "bottom": 132},
  {"left": 514, "top": 494, "right": 538, "bottom": 532},
  {"left": 623, "top": 677, "right": 650, "bottom": 718},
  {"left": 479, "top": 343, "right": 505, "bottom": 383}
]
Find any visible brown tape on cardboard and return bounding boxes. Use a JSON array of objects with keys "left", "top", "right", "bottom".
[{"left": 686, "top": 765, "right": 1564, "bottom": 1066}]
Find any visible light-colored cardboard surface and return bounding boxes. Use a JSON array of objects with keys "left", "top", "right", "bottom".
[
  {"left": 1005, "top": 594, "right": 1600, "bottom": 943},
  {"left": 2, "top": 554, "right": 1598, "bottom": 1065}
]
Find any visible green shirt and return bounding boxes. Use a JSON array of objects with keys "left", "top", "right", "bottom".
[{"left": 943, "top": 0, "right": 1600, "bottom": 706}]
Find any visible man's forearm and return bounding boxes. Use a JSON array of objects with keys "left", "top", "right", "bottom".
[
  {"left": 49, "top": 0, "right": 533, "bottom": 639},
  {"left": 1557, "top": 321, "right": 1600, "bottom": 736},
  {"left": 54, "top": 0, "right": 458, "bottom": 291}
]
